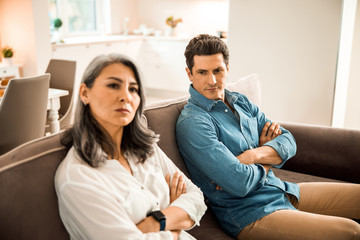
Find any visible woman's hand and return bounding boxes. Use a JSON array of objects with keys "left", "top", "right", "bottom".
[
  {"left": 259, "top": 121, "right": 282, "bottom": 146},
  {"left": 166, "top": 172, "right": 186, "bottom": 204}
]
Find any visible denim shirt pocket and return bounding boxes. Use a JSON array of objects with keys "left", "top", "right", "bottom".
[{"left": 248, "top": 118, "right": 259, "bottom": 145}]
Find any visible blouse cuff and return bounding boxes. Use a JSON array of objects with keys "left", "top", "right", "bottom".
[{"left": 170, "top": 200, "right": 207, "bottom": 230}]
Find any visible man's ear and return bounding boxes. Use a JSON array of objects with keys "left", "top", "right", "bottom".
[{"left": 185, "top": 67, "right": 193, "bottom": 82}]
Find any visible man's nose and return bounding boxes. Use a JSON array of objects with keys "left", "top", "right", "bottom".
[{"left": 207, "top": 74, "right": 217, "bottom": 85}]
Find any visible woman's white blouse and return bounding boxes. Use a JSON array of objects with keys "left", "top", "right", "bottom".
[{"left": 55, "top": 145, "right": 207, "bottom": 240}]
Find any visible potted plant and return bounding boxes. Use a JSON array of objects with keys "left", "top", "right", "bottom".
[
  {"left": 166, "top": 16, "right": 182, "bottom": 36},
  {"left": 52, "top": 18, "right": 63, "bottom": 43},
  {"left": 1, "top": 46, "right": 14, "bottom": 66}
]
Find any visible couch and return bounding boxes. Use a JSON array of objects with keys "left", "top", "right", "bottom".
[{"left": 0, "top": 74, "right": 359, "bottom": 240}]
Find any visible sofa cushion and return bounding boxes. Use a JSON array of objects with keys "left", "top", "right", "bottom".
[
  {"left": 0, "top": 133, "right": 69, "bottom": 240},
  {"left": 227, "top": 73, "right": 261, "bottom": 107}
]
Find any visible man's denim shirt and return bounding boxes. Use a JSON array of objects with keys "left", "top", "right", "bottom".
[{"left": 176, "top": 86, "right": 300, "bottom": 238}]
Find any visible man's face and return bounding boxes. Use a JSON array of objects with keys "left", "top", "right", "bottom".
[{"left": 186, "top": 53, "right": 229, "bottom": 101}]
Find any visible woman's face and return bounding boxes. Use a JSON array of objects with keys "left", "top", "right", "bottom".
[{"left": 80, "top": 63, "right": 141, "bottom": 134}]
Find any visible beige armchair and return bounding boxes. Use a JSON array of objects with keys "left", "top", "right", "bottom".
[{"left": 0, "top": 74, "right": 50, "bottom": 155}]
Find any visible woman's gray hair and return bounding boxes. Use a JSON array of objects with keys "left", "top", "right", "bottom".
[{"left": 61, "top": 53, "right": 159, "bottom": 167}]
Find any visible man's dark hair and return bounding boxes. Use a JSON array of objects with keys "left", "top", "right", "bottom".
[{"left": 184, "top": 34, "right": 229, "bottom": 74}]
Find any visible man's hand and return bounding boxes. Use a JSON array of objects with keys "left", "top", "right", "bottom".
[
  {"left": 166, "top": 172, "right": 186, "bottom": 204},
  {"left": 259, "top": 121, "right": 281, "bottom": 146}
]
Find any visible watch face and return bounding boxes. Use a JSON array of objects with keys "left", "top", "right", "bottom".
[{"left": 152, "top": 211, "right": 166, "bottom": 221}]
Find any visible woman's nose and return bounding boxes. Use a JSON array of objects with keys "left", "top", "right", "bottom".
[{"left": 119, "top": 89, "right": 131, "bottom": 102}]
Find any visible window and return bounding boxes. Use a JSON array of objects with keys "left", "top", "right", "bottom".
[{"left": 48, "top": 0, "right": 104, "bottom": 38}]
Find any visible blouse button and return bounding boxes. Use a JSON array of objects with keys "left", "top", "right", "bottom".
[
  {"left": 141, "top": 186, "right": 144, "bottom": 190},
  {"left": 225, "top": 109, "right": 228, "bottom": 113},
  {"left": 156, "top": 202, "right": 159, "bottom": 205}
]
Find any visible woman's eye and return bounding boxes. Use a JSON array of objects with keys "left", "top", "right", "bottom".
[
  {"left": 108, "top": 83, "right": 119, "bottom": 89},
  {"left": 130, "top": 87, "right": 139, "bottom": 93}
]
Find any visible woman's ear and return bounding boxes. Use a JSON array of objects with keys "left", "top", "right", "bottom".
[{"left": 79, "top": 83, "right": 89, "bottom": 105}]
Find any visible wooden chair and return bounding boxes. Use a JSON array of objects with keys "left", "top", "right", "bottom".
[{"left": 0, "top": 74, "right": 50, "bottom": 155}]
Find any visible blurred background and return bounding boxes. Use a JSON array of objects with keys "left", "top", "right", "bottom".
[{"left": 0, "top": 0, "right": 359, "bottom": 130}]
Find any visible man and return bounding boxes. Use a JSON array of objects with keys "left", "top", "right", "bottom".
[{"left": 176, "top": 34, "right": 360, "bottom": 240}]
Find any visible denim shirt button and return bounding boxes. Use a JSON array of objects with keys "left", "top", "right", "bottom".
[{"left": 225, "top": 109, "right": 228, "bottom": 113}]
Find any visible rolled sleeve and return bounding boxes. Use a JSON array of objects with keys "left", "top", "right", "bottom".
[
  {"left": 264, "top": 130, "right": 297, "bottom": 168},
  {"left": 248, "top": 96, "right": 297, "bottom": 167}
]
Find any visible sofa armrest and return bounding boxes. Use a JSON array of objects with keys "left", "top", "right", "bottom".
[{"left": 280, "top": 122, "right": 360, "bottom": 183}]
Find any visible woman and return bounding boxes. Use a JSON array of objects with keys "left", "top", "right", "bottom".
[{"left": 55, "top": 53, "right": 206, "bottom": 240}]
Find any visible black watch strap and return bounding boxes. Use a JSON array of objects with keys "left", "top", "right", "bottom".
[{"left": 147, "top": 210, "right": 166, "bottom": 231}]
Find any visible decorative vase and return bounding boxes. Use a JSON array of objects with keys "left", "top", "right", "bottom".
[
  {"left": 165, "top": 27, "right": 177, "bottom": 37},
  {"left": 52, "top": 29, "right": 63, "bottom": 43},
  {"left": 2, "top": 57, "right": 13, "bottom": 66}
]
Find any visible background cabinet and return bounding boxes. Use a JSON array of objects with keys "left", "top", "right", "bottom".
[
  {"left": 51, "top": 37, "right": 190, "bottom": 99},
  {"left": 138, "top": 39, "right": 189, "bottom": 94},
  {"left": 0, "top": 65, "right": 20, "bottom": 79}
]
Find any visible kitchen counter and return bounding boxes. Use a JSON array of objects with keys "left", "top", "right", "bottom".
[{"left": 52, "top": 34, "right": 191, "bottom": 49}]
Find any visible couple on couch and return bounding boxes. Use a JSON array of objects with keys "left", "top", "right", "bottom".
[{"left": 55, "top": 34, "right": 360, "bottom": 240}]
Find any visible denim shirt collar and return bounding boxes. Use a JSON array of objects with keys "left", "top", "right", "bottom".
[{"left": 189, "top": 84, "right": 239, "bottom": 111}]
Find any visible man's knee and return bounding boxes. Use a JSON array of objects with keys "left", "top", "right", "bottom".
[{"left": 338, "top": 219, "right": 360, "bottom": 240}]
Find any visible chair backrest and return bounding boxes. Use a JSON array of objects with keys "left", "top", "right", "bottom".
[
  {"left": 0, "top": 133, "right": 70, "bottom": 240},
  {"left": 46, "top": 59, "right": 76, "bottom": 128},
  {"left": 0, "top": 74, "right": 50, "bottom": 155}
]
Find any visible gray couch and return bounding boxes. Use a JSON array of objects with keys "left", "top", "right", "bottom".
[{"left": 0, "top": 74, "right": 359, "bottom": 240}]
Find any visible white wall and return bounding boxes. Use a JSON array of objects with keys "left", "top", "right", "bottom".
[
  {"left": 0, "top": 0, "right": 51, "bottom": 76},
  {"left": 1, "top": 0, "right": 228, "bottom": 77},
  {"left": 124, "top": 0, "right": 229, "bottom": 37},
  {"left": 107, "top": 0, "right": 139, "bottom": 34},
  {"left": 227, "top": 0, "right": 342, "bottom": 126},
  {"left": 0, "top": 0, "right": 37, "bottom": 76},
  {"left": 32, "top": 0, "right": 52, "bottom": 74},
  {"left": 345, "top": 4, "right": 360, "bottom": 129}
]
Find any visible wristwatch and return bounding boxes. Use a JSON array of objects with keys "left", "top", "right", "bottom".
[{"left": 147, "top": 210, "right": 166, "bottom": 231}]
